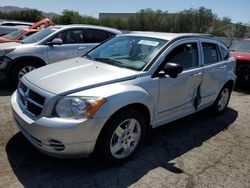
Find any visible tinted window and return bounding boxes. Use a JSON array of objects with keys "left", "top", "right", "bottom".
[
  {"left": 202, "top": 43, "right": 220, "bottom": 64},
  {"left": 106, "top": 32, "right": 115, "bottom": 38},
  {"left": 166, "top": 43, "right": 198, "bottom": 69},
  {"left": 84, "top": 29, "right": 108, "bottom": 43},
  {"left": 55, "top": 30, "right": 83, "bottom": 44}
]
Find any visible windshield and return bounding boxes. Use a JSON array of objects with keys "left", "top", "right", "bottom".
[
  {"left": 21, "top": 27, "right": 59, "bottom": 44},
  {"left": 86, "top": 36, "right": 167, "bottom": 70},
  {"left": 229, "top": 40, "right": 250, "bottom": 52},
  {"left": 3, "top": 29, "right": 25, "bottom": 39}
]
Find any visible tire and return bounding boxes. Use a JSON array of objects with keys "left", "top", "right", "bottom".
[
  {"left": 96, "top": 109, "right": 146, "bottom": 163},
  {"left": 211, "top": 85, "right": 231, "bottom": 114},
  {"left": 11, "top": 61, "right": 41, "bottom": 87}
]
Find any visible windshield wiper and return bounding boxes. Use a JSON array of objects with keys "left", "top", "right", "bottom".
[{"left": 94, "top": 57, "right": 124, "bottom": 68}]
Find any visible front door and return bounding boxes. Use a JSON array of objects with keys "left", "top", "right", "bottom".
[
  {"left": 156, "top": 40, "right": 203, "bottom": 126},
  {"left": 48, "top": 29, "right": 84, "bottom": 63}
]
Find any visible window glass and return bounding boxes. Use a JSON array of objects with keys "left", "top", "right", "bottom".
[
  {"left": 56, "top": 30, "right": 83, "bottom": 44},
  {"left": 202, "top": 43, "right": 219, "bottom": 64},
  {"left": 87, "top": 36, "right": 167, "bottom": 70},
  {"left": 220, "top": 46, "right": 229, "bottom": 60},
  {"left": 3, "top": 29, "right": 25, "bottom": 39},
  {"left": 84, "top": 29, "right": 108, "bottom": 43},
  {"left": 22, "top": 26, "right": 59, "bottom": 44},
  {"left": 20, "top": 31, "right": 36, "bottom": 40},
  {"left": 166, "top": 43, "right": 198, "bottom": 69}
]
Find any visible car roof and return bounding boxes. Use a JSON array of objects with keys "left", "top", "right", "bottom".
[
  {"left": 0, "top": 19, "right": 33, "bottom": 26},
  {"left": 125, "top": 31, "right": 214, "bottom": 41},
  {"left": 49, "top": 24, "right": 122, "bottom": 34}
]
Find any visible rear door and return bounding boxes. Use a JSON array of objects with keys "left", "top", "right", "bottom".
[{"left": 199, "top": 40, "right": 229, "bottom": 107}]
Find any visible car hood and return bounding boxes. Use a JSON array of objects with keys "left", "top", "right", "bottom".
[
  {"left": 24, "top": 57, "right": 138, "bottom": 95},
  {"left": 230, "top": 51, "right": 250, "bottom": 61}
]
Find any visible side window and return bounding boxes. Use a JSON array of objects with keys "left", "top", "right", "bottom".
[
  {"left": 106, "top": 32, "right": 115, "bottom": 38},
  {"left": 84, "top": 29, "right": 108, "bottom": 43},
  {"left": 54, "top": 30, "right": 83, "bottom": 44},
  {"left": 220, "top": 45, "right": 229, "bottom": 60},
  {"left": 202, "top": 43, "right": 220, "bottom": 64},
  {"left": 166, "top": 42, "right": 198, "bottom": 69}
]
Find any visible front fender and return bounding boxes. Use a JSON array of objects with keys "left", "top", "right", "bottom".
[{"left": 70, "top": 83, "right": 155, "bottom": 123}]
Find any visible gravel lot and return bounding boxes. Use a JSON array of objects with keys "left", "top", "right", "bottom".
[{"left": 0, "top": 84, "right": 250, "bottom": 188}]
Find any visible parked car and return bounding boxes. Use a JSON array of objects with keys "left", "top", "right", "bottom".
[
  {"left": 11, "top": 32, "right": 236, "bottom": 162},
  {"left": 229, "top": 39, "right": 250, "bottom": 84},
  {"left": 0, "top": 20, "right": 33, "bottom": 36},
  {"left": 0, "top": 25, "right": 122, "bottom": 85},
  {"left": 0, "top": 18, "right": 53, "bottom": 43}
]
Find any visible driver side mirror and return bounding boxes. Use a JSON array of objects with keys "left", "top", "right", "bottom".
[
  {"left": 47, "top": 38, "right": 63, "bottom": 45},
  {"left": 163, "top": 62, "right": 183, "bottom": 78}
]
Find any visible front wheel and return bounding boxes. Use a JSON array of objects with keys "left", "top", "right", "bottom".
[
  {"left": 96, "top": 110, "right": 146, "bottom": 163},
  {"left": 212, "top": 86, "right": 231, "bottom": 114}
]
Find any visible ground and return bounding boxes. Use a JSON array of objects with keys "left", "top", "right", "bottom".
[{"left": 0, "top": 84, "right": 249, "bottom": 188}]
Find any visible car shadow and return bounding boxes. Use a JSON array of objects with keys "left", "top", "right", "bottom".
[
  {"left": 0, "top": 82, "right": 15, "bottom": 96},
  {"left": 6, "top": 108, "right": 238, "bottom": 187},
  {"left": 234, "top": 83, "right": 250, "bottom": 94}
]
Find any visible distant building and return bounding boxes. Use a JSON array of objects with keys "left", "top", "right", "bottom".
[{"left": 99, "top": 13, "right": 135, "bottom": 21}]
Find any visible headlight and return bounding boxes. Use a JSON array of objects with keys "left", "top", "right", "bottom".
[{"left": 55, "top": 97, "right": 106, "bottom": 119}]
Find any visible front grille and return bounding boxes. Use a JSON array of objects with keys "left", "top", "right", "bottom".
[
  {"left": 236, "top": 60, "right": 250, "bottom": 82},
  {"left": 18, "top": 82, "right": 45, "bottom": 116}
]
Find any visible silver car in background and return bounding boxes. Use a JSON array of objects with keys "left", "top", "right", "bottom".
[
  {"left": 11, "top": 32, "right": 236, "bottom": 162},
  {"left": 0, "top": 25, "right": 121, "bottom": 85}
]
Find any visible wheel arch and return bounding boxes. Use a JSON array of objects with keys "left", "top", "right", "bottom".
[
  {"left": 93, "top": 102, "right": 151, "bottom": 157},
  {"left": 7, "top": 56, "right": 46, "bottom": 75}
]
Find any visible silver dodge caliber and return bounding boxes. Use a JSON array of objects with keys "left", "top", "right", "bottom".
[{"left": 11, "top": 32, "right": 236, "bottom": 162}]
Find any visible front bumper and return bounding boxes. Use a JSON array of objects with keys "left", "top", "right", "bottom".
[{"left": 11, "top": 91, "right": 109, "bottom": 157}]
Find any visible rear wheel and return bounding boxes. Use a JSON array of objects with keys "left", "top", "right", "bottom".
[
  {"left": 96, "top": 109, "right": 146, "bottom": 163},
  {"left": 212, "top": 86, "right": 231, "bottom": 114},
  {"left": 11, "top": 61, "right": 41, "bottom": 86}
]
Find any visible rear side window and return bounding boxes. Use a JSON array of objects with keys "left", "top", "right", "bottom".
[
  {"left": 84, "top": 29, "right": 108, "bottom": 43},
  {"left": 166, "top": 42, "right": 198, "bottom": 69},
  {"left": 202, "top": 43, "right": 220, "bottom": 64}
]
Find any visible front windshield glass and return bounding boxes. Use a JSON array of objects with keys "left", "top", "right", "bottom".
[
  {"left": 229, "top": 40, "right": 250, "bottom": 52},
  {"left": 21, "top": 27, "right": 59, "bottom": 44},
  {"left": 86, "top": 36, "right": 167, "bottom": 70},
  {"left": 3, "top": 29, "right": 25, "bottom": 39}
]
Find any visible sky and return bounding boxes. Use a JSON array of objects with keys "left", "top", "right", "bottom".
[{"left": 1, "top": 0, "right": 250, "bottom": 24}]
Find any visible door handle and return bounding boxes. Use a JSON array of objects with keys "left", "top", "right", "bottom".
[
  {"left": 78, "top": 47, "right": 87, "bottom": 50},
  {"left": 191, "top": 72, "right": 203, "bottom": 77},
  {"left": 216, "top": 65, "right": 227, "bottom": 70}
]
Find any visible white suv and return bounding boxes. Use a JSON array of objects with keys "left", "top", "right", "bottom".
[{"left": 11, "top": 32, "right": 236, "bottom": 162}]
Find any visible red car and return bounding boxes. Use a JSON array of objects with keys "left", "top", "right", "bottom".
[
  {"left": 230, "top": 39, "right": 250, "bottom": 83},
  {"left": 0, "top": 18, "right": 53, "bottom": 43}
]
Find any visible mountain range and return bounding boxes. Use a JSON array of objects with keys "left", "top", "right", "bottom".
[{"left": 0, "top": 6, "right": 59, "bottom": 18}]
